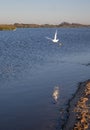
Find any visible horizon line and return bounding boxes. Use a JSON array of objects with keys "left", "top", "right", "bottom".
[{"left": 0, "top": 22, "right": 90, "bottom": 26}]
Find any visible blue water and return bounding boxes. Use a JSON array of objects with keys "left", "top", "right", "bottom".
[{"left": 0, "top": 28, "right": 90, "bottom": 130}]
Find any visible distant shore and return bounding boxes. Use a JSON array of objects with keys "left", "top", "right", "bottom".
[
  {"left": 63, "top": 80, "right": 90, "bottom": 130},
  {"left": 14, "top": 22, "right": 90, "bottom": 28},
  {"left": 0, "top": 22, "right": 90, "bottom": 30}
]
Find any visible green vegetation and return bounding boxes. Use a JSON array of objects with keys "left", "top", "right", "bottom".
[{"left": 0, "top": 25, "right": 16, "bottom": 31}]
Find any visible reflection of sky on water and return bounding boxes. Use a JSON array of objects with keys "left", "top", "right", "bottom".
[{"left": 52, "top": 86, "right": 60, "bottom": 103}]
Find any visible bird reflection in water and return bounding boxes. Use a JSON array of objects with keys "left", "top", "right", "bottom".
[{"left": 52, "top": 86, "right": 60, "bottom": 103}]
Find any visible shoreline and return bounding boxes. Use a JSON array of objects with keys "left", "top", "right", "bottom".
[
  {"left": 62, "top": 79, "right": 90, "bottom": 130},
  {"left": 0, "top": 22, "right": 90, "bottom": 30}
]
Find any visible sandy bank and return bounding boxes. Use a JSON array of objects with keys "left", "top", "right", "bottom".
[{"left": 63, "top": 80, "right": 90, "bottom": 130}]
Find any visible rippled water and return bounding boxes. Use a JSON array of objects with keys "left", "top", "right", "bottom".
[{"left": 0, "top": 28, "right": 90, "bottom": 130}]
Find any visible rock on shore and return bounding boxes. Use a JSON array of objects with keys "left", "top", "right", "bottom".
[{"left": 63, "top": 80, "right": 90, "bottom": 130}]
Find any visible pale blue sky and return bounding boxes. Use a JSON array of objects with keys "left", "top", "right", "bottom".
[{"left": 0, "top": 0, "right": 90, "bottom": 24}]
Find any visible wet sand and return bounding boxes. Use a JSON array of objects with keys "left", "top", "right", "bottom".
[{"left": 63, "top": 80, "right": 90, "bottom": 130}]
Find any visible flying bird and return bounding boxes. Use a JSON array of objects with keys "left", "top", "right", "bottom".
[
  {"left": 46, "top": 30, "right": 59, "bottom": 43},
  {"left": 46, "top": 30, "right": 62, "bottom": 46}
]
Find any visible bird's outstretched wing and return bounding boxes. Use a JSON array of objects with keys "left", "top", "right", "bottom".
[
  {"left": 54, "top": 30, "right": 57, "bottom": 40},
  {"left": 46, "top": 37, "right": 53, "bottom": 41}
]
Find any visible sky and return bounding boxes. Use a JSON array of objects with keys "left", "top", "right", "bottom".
[{"left": 0, "top": 0, "right": 90, "bottom": 24}]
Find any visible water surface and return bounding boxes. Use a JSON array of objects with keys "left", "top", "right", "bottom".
[{"left": 0, "top": 28, "right": 90, "bottom": 130}]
